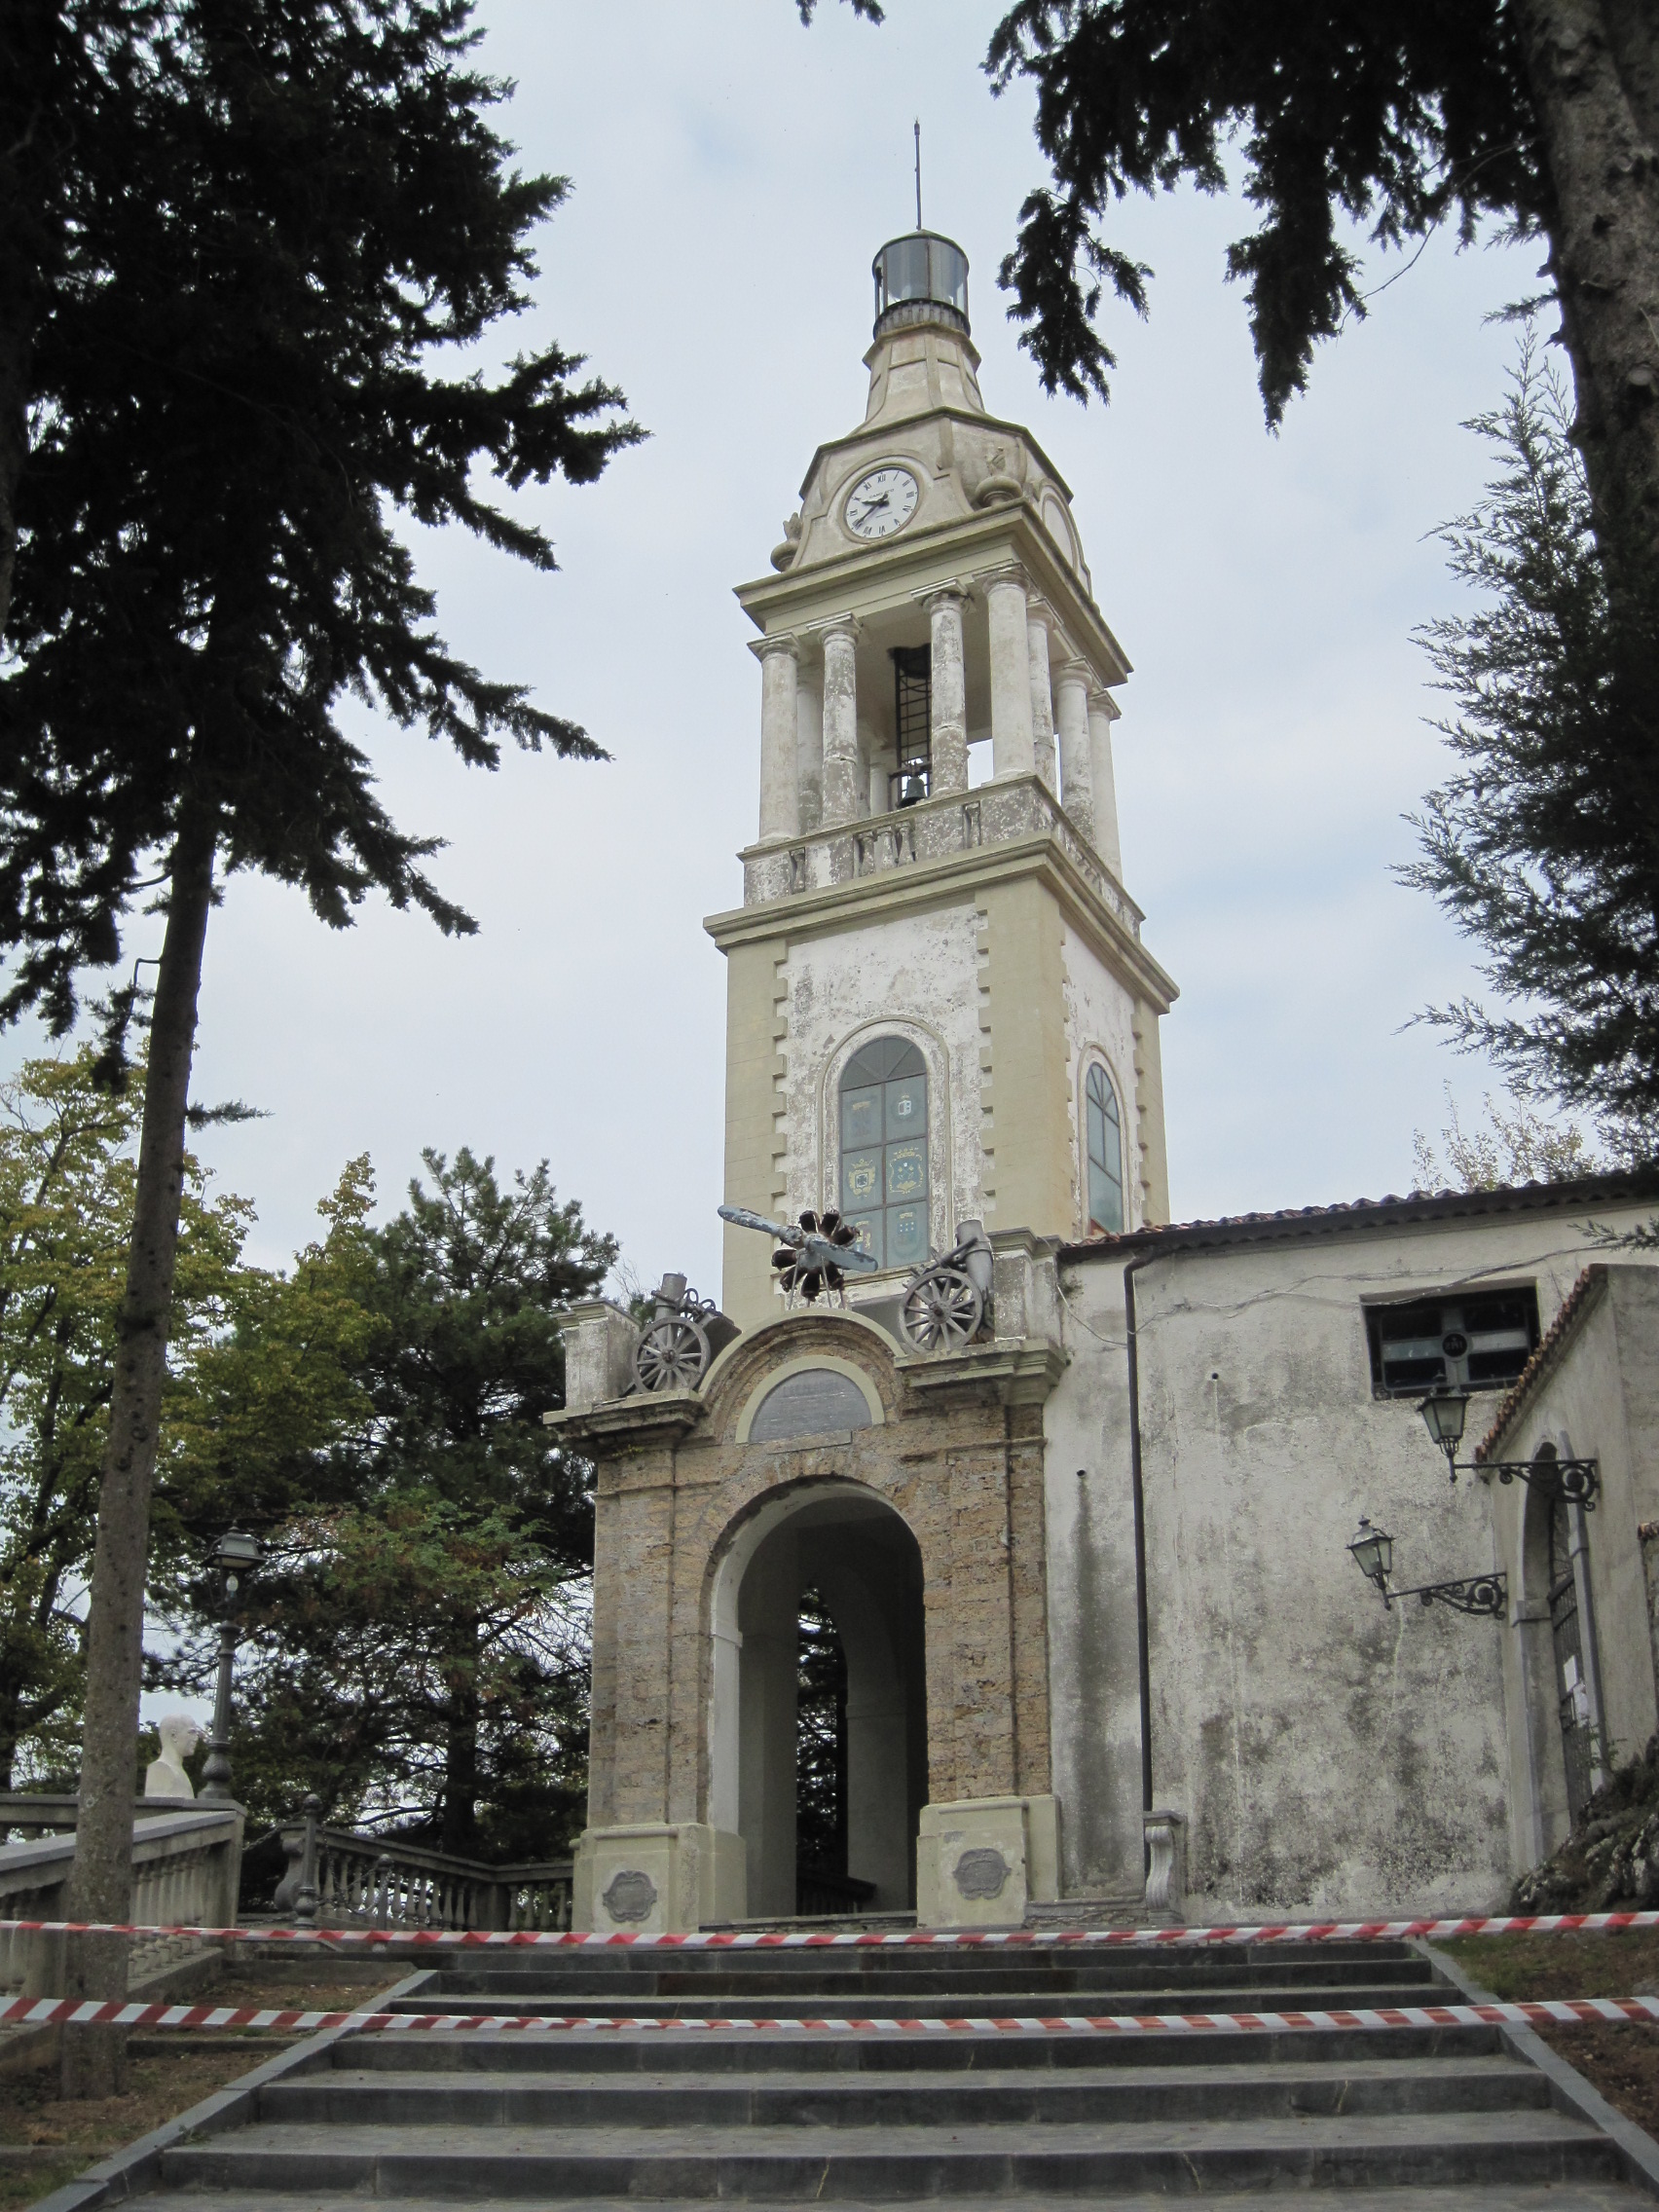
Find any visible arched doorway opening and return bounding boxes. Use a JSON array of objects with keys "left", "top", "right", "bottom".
[{"left": 710, "top": 1483, "right": 927, "bottom": 1918}]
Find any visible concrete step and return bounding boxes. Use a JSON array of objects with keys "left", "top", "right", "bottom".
[
  {"left": 259, "top": 2053, "right": 1551, "bottom": 2128},
  {"left": 156, "top": 2108, "right": 1622, "bottom": 2196},
  {"left": 341, "top": 2022, "right": 1507, "bottom": 2073},
  {"left": 387, "top": 1978, "right": 1443, "bottom": 2018},
  {"left": 422, "top": 1958, "right": 1439, "bottom": 1999},
  {"left": 127, "top": 2192, "right": 1658, "bottom": 2212}
]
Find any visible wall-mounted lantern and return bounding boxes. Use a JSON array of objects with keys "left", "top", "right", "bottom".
[
  {"left": 1416, "top": 1389, "right": 1599, "bottom": 1508},
  {"left": 199, "top": 1528, "right": 263, "bottom": 1802},
  {"left": 1345, "top": 1516, "right": 1507, "bottom": 1620}
]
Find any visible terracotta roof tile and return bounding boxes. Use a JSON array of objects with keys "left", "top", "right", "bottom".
[{"left": 1058, "top": 1168, "right": 1659, "bottom": 1264}]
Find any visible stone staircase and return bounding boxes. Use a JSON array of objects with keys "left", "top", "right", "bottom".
[{"left": 135, "top": 1937, "right": 1653, "bottom": 2208}]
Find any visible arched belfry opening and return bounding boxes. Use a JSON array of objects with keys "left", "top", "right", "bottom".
[{"left": 714, "top": 1483, "right": 927, "bottom": 1918}]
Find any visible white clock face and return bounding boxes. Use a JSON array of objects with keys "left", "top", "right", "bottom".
[{"left": 844, "top": 465, "right": 919, "bottom": 541}]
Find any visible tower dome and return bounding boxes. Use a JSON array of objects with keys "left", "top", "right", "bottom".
[{"left": 871, "top": 231, "right": 970, "bottom": 339}]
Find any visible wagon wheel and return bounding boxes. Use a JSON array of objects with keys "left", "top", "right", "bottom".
[
  {"left": 633, "top": 1313, "right": 712, "bottom": 1391},
  {"left": 899, "top": 1267, "right": 983, "bottom": 1352}
]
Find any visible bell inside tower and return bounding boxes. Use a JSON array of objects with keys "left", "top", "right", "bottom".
[{"left": 891, "top": 645, "right": 931, "bottom": 808}]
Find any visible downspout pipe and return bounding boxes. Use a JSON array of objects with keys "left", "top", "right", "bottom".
[{"left": 1124, "top": 1253, "right": 1154, "bottom": 1819}]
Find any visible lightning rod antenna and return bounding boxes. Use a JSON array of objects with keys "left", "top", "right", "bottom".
[{"left": 914, "top": 119, "right": 922, "bottom": 230}]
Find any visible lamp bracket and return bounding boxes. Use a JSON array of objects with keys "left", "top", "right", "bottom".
[
  {"left": 1382, "top": 1571, "right": 1508, "bottom": 1620},
  {"left": 1462, "top": 1456, "right": 1599, "bottom": 1510}
]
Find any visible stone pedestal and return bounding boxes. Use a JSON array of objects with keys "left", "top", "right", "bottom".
[
  {"left": 573, "top": 1822, "right": 747, "bottom": 1936},
  {"left": 915, "top": 1793, "right": 1060, "bottom": 1929},
  {"left": 562, "top": 1300, "right": 638, "bottom": 1413}
]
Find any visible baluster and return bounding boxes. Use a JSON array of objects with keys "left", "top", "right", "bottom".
[{"left": 294, "top": 1797, "right": 320, "bottom": 1925}]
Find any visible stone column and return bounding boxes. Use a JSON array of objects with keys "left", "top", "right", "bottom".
[
  {"left": 756, "top": 637, "right": 800, "bottom": 841},
  {"left": 984, "top": 571, "right": 1035, "bottom": 780},
  {"left": 921, "top": 586, "right": 969, "bottom": 796},
  {"left": 820, "top": 618, "right": 863, "bottom": 828},
  {"left": 1053, "top": 662, "right": 1095, "bottom": 842},
  {"left": 794, "top": 668, "right": 824, "bottom": 832},
  {"left": 1026, "top": 605, "right": 1058, "bottom": 793},
  {"left": 1088, "top": 688, "right": 1124, "bottom": 879}
]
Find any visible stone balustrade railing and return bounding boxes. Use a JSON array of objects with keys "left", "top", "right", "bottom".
[
  {"left": 742, "top": 772, "right": 1143, "bottom": 942},
  {"left": 274, "top": 1804, "right": 572, "bottom": 1933},
  {"left": 0, "top": 1803, "right": 244, "bottom": 1996}
]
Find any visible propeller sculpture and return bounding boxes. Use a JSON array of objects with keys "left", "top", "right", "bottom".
[{"left": 719, "top": 1205, "right": 879, "bottom": 1306}]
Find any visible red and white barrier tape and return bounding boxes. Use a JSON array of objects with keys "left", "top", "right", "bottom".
[
  {"left": 4, "top": 1910, "right": 1659, "bottom": 1949},
  {"left": 4, "top": 1995, "right": 1659, "bottom": 2037}
]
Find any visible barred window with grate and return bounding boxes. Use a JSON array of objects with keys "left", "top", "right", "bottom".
[{"left": 1364, "top": 1288, "right": 1540, "bottom": 1398}]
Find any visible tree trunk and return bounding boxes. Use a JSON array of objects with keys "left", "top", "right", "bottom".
[
  {"left": 0, "top": 1672, "right": 22, "bottom": 1794},
  {"left": 59, "top": 802, "right": 216, "bottom": 2098},
  {"left": 0, "top": 298, "right": 27, "bottom": 645},
  {"left": 1517, "top": 0, "right": 1659, "bottom": 608},
  {"left": 440, "top": 1616, "right": 480, "bottom": 1857}
]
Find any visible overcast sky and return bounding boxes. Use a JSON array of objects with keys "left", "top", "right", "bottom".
[{"left": 8, "top": 0, "right": 1550, "bottom": 1297}]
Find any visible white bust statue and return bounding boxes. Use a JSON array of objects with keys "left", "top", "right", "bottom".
[{"left": 144, "top": 1713, "right": 202, "bottom": 1798}]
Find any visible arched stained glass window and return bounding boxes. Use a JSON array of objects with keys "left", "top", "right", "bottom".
[
  {"left": 1086, "top": 1063, "right": 1124, "bottom": 1235},
  {"left": 839, "top": 1039, "right": 929, "bottom": 1271}
]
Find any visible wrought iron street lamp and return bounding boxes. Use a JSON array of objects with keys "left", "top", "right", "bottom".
[
  {"left": 1345, "top": 1516, "right": 1507, "bottom": 1620},
  {"left": 1416, "top": 1389, "right": 1600, "bottom": 1507},
  {"left": 199, "top": 1529, "right": 262, "bottom": 1802}
]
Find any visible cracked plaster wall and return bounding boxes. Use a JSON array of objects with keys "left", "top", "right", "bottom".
[{"left": 1043, "top": 1205, "right": 1659, "bottom": 1918}]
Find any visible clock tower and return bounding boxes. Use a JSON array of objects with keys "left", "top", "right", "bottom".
[{"left": 708, "top": 229, "right": 1177, "bottom": 1327}]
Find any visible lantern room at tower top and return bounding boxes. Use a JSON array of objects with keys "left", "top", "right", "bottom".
[{"left": 708, "top": 224, "right": 1178, "bottom": 1330}]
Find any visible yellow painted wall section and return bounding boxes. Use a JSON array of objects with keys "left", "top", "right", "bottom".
[
  {"left": 722, "top": 934, "right": 786, "bottom": 1329},
  {"left": 980, "top": 876, "right": 1074, "bottom": 1238},
  {"left": 1132, "top": 997, "right": 1171, "bottom": 1226}
]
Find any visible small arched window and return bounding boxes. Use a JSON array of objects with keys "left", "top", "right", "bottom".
[
  {"left": 1086, "top": 1062, "right": 1124, "bottom": 1235},
  {"left": 839, "top": 1039, "right": 929, "bottom": 1270}
]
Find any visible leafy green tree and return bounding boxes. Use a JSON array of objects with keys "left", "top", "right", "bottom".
[
  {"left": 1412, "top": 1083, "right": 1600, "bottom": 1195},
  {"left": 155, "top": 1148, "right": 613, "bottom": 1857},
  {"left": 153, "top": 1155, "right": 383, "bottom": 1562},
  {"left": 0, "top": 1051, "right": 254, "bottom": 1787},
  {"left": 1402, "top": 335, "right": 1659, "bottom": 1149},
  {"left": 806, "top": 1, "right": 1659, "bottom": 610},
  {"left": 0, "top": 0, "right": 639, "bottom": 2043}
]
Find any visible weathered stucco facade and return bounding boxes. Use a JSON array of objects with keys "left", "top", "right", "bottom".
[{"left": 1046, "top": 1183, "right": 1659, "bottom": 1921}]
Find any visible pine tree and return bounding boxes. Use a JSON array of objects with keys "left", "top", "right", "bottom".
[
  {"left": 0, "top": 0, "right": 639, "bottom": 2086},
  {"left": 1401, "top": 335, "right": 1659, "bottom": 1150}
]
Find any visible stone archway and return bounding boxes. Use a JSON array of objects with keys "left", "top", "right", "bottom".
[
  {"left": 560, "top": 1302, "right": 1062, "bottom": 1935},
  {"left": 709, "top": 1481, "right": 928, "bottom": 1917}
]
